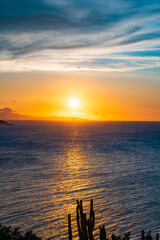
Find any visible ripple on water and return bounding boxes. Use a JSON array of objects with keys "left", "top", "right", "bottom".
[{"left": 0, "top": 121, "right": 160, "bottom": 239}]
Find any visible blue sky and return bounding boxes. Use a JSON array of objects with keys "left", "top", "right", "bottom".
[{"left": 1, "top": 0, "right": 160, "bottom": 72}]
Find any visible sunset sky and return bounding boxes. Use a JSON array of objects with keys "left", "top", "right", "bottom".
[{"left": 0, "top": 0, "right": 160, "bottom": 121}]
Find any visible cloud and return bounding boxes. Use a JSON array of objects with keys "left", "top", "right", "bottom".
[
  {"left": 0, "top": 107, "right": 34, "bottom": 120},
  {"left": 0, "top": 0, "right": 160, "bottom": 72},
  {"left": 0, "top": 0, "right": 133, "bottom": 33},
  {"left": 0, "top": 107, "right": 13, "bottom": 113}
]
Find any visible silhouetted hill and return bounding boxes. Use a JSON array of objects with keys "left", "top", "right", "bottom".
[
  {"left": 0, "top": 120, "right": 13, "bottom": 125},
  {"left": 0, "top": 108, "right": 89, "bottom": 121}
]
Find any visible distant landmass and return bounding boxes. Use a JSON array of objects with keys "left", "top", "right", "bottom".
[
  {"left": 0, "top": 120, "right": 13, "bottom": 125},
  {"left": 0, "top": 108, "right": 89, "bottom": 121}
]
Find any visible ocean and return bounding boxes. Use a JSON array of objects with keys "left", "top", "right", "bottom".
[{"left": 0, "top": 121, "right": 160, "bottom": 239}]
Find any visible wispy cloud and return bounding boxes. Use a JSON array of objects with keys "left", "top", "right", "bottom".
[{"left": 0, "top": 0, "right": 160, "bottom": 72}]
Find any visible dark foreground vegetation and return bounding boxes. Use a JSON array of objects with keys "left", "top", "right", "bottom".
[
  {"left": 0, "top": 223, "right": 41, "bottom": 240},
  {"left": 0, "top": 200, "right": 159, "bottom": 240}
]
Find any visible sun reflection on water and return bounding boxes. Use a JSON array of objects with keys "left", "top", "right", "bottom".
[
  {"left": 40, "top": 126, "right": 118, "bottom": 239},
  {"left": 40, "top": 125, "right": 93, "bottom": 239}
]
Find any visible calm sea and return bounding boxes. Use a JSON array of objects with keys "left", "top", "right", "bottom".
[{"left": 0, "top": 121, "right": 160, "bottom": 239}]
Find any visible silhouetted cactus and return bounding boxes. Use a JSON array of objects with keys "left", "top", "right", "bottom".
[
  {"left": 142, "top": 230, "right": 145, "bottom": 240},
  {"left": 156, "top": 234, "right": 159, "bottom": 240},
  {"left": 74, "top": 199, "right": 95, "bottom": 240},
  {"left": 68, "top": 214, "right": 72, "bottom": 240},
  {"left": 68, "top": 200, "right": 159, "bottom": 240},
  {"left": 146, "top": 231, "right": 153, "bottom": 240},
  {"left": 99, "top": 225, "right": 106, "bottom": 240}
]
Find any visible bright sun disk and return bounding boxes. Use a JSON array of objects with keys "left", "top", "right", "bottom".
[{"left": 69, "top": 97, "right": 80, "bottom": 109}]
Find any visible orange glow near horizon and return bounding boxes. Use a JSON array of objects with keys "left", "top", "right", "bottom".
[{"left": 0, "top": 71, "right": 160, "bottom": 121}]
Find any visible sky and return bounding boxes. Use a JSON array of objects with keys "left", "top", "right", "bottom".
[{"left": 0, "top": 0, "right": 160, "bottom": 121}]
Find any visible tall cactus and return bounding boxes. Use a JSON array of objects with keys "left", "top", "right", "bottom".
[
  {"left": 142, "top": 230, "right": 145, "bottom": 240},
  {"left": 76, "top": 199, "right": 95, "bottom": 240},
  {"left": 88, "top": 199, "right": 95, "bottom": 240},
  {"left": 68, "top": 214, "right": 72, "bottom": 240},
  {"left": 156, "top": 234, "right": 159, "bottom": 240}
]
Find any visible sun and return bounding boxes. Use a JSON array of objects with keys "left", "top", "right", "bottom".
[{"left": 69, "top": 97, "right": 80, "bottom": 109}]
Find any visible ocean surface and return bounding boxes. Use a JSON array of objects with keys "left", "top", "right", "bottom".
[{"left": 0, "top": 121, "right": 160, "bottom": 239}]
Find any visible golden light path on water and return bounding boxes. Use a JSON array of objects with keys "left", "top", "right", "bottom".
[
  {"left": 40, "top": 127, "right": 94, "bottom": 239},
  {"left": 35, "top": 125, "right": 118, "bottom": 240}
]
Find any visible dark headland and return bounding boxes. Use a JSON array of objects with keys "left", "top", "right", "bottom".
[{"left": 0, "top": 120, "right": 13, "bottom": 125}]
